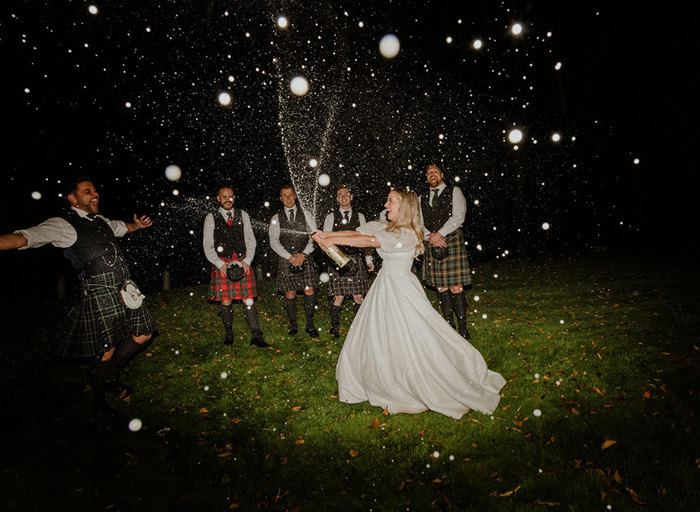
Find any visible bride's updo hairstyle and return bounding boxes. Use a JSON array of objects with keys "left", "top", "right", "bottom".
[{"left": 385, "top": 186, "right": 424, "bottom": 256}]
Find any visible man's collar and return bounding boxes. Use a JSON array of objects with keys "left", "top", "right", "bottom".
[{"left": 72, "top": 206, "right": 93, "bottom": 218}]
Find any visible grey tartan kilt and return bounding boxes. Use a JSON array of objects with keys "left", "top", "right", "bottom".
[
  {"left": 422, "top": 229, "right": 472, "bottom": 288},
  {"left": 51, "top": 272, "right": 156, "bottom": 359},
  {"left": 276, "top": 256, "right": 319, "bottom": 292},
  {"left": 327, "top": 259, "right": 370, "bottom": 296}
]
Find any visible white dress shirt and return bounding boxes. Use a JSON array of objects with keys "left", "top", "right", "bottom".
[
  {"left": 420, "top": 183, "right": 467, "bottom": 238},
  {"left": 202, "top": 207, "right": 257, "bottom": 270},
  {"left": 323, "top": 209, "right": 374, "bottom": 265},
  {"left": 17, "top": 207, "right": 127, "bottom": 249}
]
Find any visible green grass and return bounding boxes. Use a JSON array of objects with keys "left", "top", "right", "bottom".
[{"left": 1, "top": 251, "right": 698, "bottom": 511}]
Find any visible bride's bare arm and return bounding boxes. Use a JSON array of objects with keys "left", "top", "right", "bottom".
[{"left": 312, "top": 230, "right": 380, "bottom": 249}]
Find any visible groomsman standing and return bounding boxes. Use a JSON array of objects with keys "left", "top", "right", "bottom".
[
  {"left": 321, "top": 185, "right": 374, "bottom": 338},
  {"left": 269, "top": 184, "right": 320, "bottom": 338},
  {"left": 202, "top": 185, "right": 269, "bottom": 348},
  {"left": 420, "top": 165, "right": 472, "bottom": 339}
]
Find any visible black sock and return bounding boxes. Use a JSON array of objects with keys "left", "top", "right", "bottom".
[
  {"left": 242, "top": 302, "right": 261, "bottom": 335},
  {"left": 220, "top": 304, "right": 234, "bottom": 338},
  {"left": 330, "top": 304, "right": 343, "bottom": 328},
  {"left": 437, "top": 290, "right": 455, "bottom": 327},
  {"left": 284, "top": 298, "right": 297, "bottom": 327},
  {"left": 353, "top": 301, "right": 361, "bottom": 314},
  {"left": 304, "top": 293, "right": 316, "bottom": 327},
  {"left": 107, "top": 338, "right": 145, "bottom": 381}
]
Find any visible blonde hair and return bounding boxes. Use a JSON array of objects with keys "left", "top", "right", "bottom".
[{"left": 385, "top": 187, "right": 424, "bottom": 256}]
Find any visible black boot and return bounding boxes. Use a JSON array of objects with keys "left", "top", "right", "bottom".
[
  {"left": 284, "top": 298, "right": 298, "bottom": 335},
  {"left": 105, "top": 338, "right": 145, "bottom": 396},
  {"left": 330, "top": 305, "right": 343, "bottom": 337},
  {"left": 220, "top": 304, "right": 234, "bottom": 345},
  {"left": 243, "top": 303, "right": 270, "bottom": 348},
  {"left": 451, "top": 291, "right": 471, "bottom": 340},
  {"left": 304, "top": 293, "right": 319, "bottom": 338},
  {"left": 437, "top": 290, "right": 455, "bottom": 328}
]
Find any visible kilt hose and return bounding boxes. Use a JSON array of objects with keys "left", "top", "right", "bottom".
[
  {"left": 209, "top": 255, "right": 257, "bottom": 301},
  {"left": 327, "top": 259, "right": 370, "bottom": 297},
  {"left": 276, "top": 256, "right": 319, "bottom": 292},
  {"left": 51, "top": 272, "right": 156, "bottom": 359},
  {"left": 422, "top": 229, "right": 472, "bottom": 288}
]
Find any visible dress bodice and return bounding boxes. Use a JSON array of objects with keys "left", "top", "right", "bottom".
[{"left": 358, "top": 221, "right": 417, "bottom": 275}]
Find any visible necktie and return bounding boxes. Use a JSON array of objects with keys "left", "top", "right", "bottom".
[
  {"left": 430, "top": 188, "right": 439, "bottom": 207},
  {"left": 227, "top": 211, "right": 233, "bottom": 226},
  {"left": 343, "top": 210, "right": 349, "bottom": 223},
  {"left": 86, "top": 213, "right": 97, "bottom": 221},
  {"left": 288, "top": 208, "right": 295, "bottom": 224}
]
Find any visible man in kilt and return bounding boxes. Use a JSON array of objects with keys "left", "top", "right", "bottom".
[
  {"left": 0, "top": 177, "right": 155, "bottom": 418},
  {"left": 420, "top": 164, "right": 472, "bottom": 339},
  {"left": 321, "top": 185, "right": 375, "bottom": 338},
  {"left": 268, "top": 184, "right": 320, "bottom": 338},
  {"left": 203, "top": 185, "right": 269, "bottom": 348}
]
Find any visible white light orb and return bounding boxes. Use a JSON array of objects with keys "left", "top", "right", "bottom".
[
  {"left": 128, "top": 418, "right": 143, "bottom": 431},
  {"left": 542, "top": 222, "right": 550, "bottom": 231},
  {"left": 473, "top": 295, "right": 480, "bottom": 302},
  {"left": 88, "top": 5, "right": 98, "bottom": 15},
  {"left": 216, "top": 245, "right": 224, "bottom": 253},
  {"left": 164, "top": 165, "right": 182, "bottom": 181},
  {"left": 277, "top": 15, "right": 288, "bottom": 29},
  {"left": 31, "top": 191, "right": 42, "bottom": 200},
  {"left": 218, "top": 92, "right": 232, "bottom": 106},
  {"left": 511, "top": 23, "right": 523, "bottom": 36},
  {"left": 446, "top": 36, "right": 453, "bottom": 44},
  {"left": 379, "top": 34, "right": 400, "bottom": 59},
  {"left": 533, "top": 409, "right": 542, "bottom": 417},
  {"left": 204, "top": 385, "right": 209, "bottom": 391},
  {"left": 508, "top": 128, "right": 523, "bottom": 144},
  {"left": 172, "top": 189, "right": 179, "bottom": 196},
  {"left": 318, "top": 173, "right": 330, "bottom": 187},
  {"left": 309, "top": 158, "right": 318, "bottom": 168},
  {"left": 633, "top": 158, "right": 640, "bottom": 165},
  {"left": 319, "top": 272, "right": 330, "bottom": 283},
  {"left": 264, "top": 201, "right": 270, "bottom": 207},
  {"left": 220, "top": 372, "right": 228, "bottom": 379},
  {"left": 551, "top": 132, "right": 561, "bottom": 142},
  {"left": 555, "top": 62, "right": 562, "bottom": 70},
  {"left": 245, "top": 298, "right": 254, "bottom": 306},
  {"left": 290, "top": 76, "right": 309, "bottom": 96},
  {"left": 473, "top": 39, "right": 483, "bottom": 49}
]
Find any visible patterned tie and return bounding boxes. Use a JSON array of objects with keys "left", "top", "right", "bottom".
[
  {"left": 430, "top": 188, "right": 439, "bottom": 207},
  {"left": 288, "top": 208, "right": 295, "bottom": 224},
  {"left": 343, "top": 210, "right": 349, "bottom": 223},
  {"left": 86, "top": 213, "right": 97, "bottom": 221},
  {"left": 227, "top": 211, "right": 233, "bottom": 226}
]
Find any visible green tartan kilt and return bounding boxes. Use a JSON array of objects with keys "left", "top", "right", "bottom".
[
  {"left": 51, "top": 272, "right": 156, "bottom": 359},
  {"left": 422, "top": 229, "right": 472, "bottom": 288}
]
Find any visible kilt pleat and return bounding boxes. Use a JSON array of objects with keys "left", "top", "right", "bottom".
[
  {"left": 327, "top": 260, "right": 370, "bottom": 296},
  {"left": 51, "top": 272, "right": 156, "bottom": 359},
  {"left": 209, "top": 255, "right": 257, "bottom": 301},
  {"left": 422, "top": 229, "right": 472, "bottom": 287}
]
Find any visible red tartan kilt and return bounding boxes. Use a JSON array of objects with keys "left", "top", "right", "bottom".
[{"left": 209, "top": 255, "right": 257, "bottom": 301}]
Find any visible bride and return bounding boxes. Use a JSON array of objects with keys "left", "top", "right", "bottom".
[{"left": 312, "top": 187, "right": 505, "bottom": 419}]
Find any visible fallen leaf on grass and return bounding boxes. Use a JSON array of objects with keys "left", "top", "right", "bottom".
[
  {"left": 295, "top": 438, "right": 305, "bottom": 445},
  {"left": 614, "top": 470, "right": 623, "bottom": 483},
  {"left": 218, "top": 452, "right": 232, "bottom": 458},
  {"left": 369, "top": 418, "right": 380, "bottom": 429},
  {"left": 601, "top": 439, "right": 617, "bottom": 450},
  {"left": 534, "top": 500, "right": 560, "bottom": 506},
  {"left": 571, "top": 407, "right": 580, "bottom": 415},
  {"left": 349, "top": 450, "right": 359, "bottom": 458},
  {"left": 626, "top": 487, "right": 645, "bottom": 504},
  {"left": 291, "top": 406, "right": 301, "bottom": 412},
  {"left": 229, "top": 417, "right": 241, "bottom": 423}
]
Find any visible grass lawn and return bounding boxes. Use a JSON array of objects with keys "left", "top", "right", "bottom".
[{"left": 1, "top": 251, "right": 698, "bottom": 511}]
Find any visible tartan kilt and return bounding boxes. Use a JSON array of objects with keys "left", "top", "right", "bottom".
[
  {"left": 327, "top": 259, "right": 370, "bottom": 296},
  {"left": 422, "top": 229, "right": 472, "bottom": 288},
  {"left": 51, "top": 272, "right": 156, "bottom": 359},
  {"left": 276, "top": 256, "right": 319, "bottom": 292},
  {"left": 209, "top": 255, "right": 257, "bottom": 301}
]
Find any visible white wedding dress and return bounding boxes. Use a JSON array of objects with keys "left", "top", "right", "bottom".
[{"left": 336, "top": 222, "right": 506, "bottom": 419}]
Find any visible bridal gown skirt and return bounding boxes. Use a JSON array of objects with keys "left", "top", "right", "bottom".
[{"left": 335, "top": 265, "right": 506, "bottom": 420}]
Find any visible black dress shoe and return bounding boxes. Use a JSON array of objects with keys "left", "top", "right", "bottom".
[
  {"left": 250, "top": 333, "right": 271, "bottom": 348},
  {"left": 329, "top": 325, "right": 339, "bottom": 338},
  {"left": 305, "top": 326, "right": 320, "bottom": 338},
  {"left": 224, "top": 335, "right": 234, "bottom": 346},
  {"left": 288, "top": 325, "right": 298, "bottom": 336},
  {"left": 105, "top": 379, "right": 132, "bottom": 397},
  {"left": 458, "top": 324, "right": 471, "bottom": 340}
]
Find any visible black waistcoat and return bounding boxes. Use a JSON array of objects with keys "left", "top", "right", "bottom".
[
  {"left": 277, "top": 207, "right": 311, "bottom": 254},
  {"left": 421, "top": 186, "right": 456, "bottom": 233},
  {"left": 63, "top": 210, "right": 128, "bottom": 280},
  {"left": 332, "top": 209, "right": 363, "bottom": 256},
  {"left": 213, "top": 209, "right": 247, "bottom": 258}
]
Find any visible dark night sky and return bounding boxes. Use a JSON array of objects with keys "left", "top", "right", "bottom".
[{"left": 1, "top": 0, "right": 694, "bottom": 292}]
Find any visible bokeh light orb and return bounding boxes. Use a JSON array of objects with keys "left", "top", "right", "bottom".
[
  {"left": 245, "top": 298, "right": 254, "bottom": 306},
  {"left": 88, "top": 5, "right": 98, "bottom": 15},
  {"left": 128, "top": 418, "right": 143, "bottom": 431},
  {"left": 218, "top": 92, "right": 232, "bottom": 106},
  {"left": 533, "top": 409, "right": 542, "bottom": 417},
  {"left": 31, "top": 191, "right": 42, "bottom": 200},
  {"left": 473, "top": 39, "right": 483, "bottom": 49},
  {"left": 277, "top": 15, "right": 288, "bottom": 29},
  {"left": 319, "top": 272, "right": 330, "bottom": 283},
  {"left": 511, "top": 23, "right": 523, "bottom": 36},
  {"left": 508, "top": 128, "right": 523, "bottom": 144},
  {"left": 318, "top": 173, "right": 330, "bottom": 187},
  {"left": 290, "top": 76, "right": 309, "bottom": 96},
  {"left": 165, "top": 164, "right": 182, "bottom": 181},
  {"left": 379, "top": 34, "right": 400, "bottom": 59},
  {"left": 551, "top": 132, "right": 561, "bottom": 142},
  {"left": 542, "top": 222, "right": 550, "bottom": 231}
]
